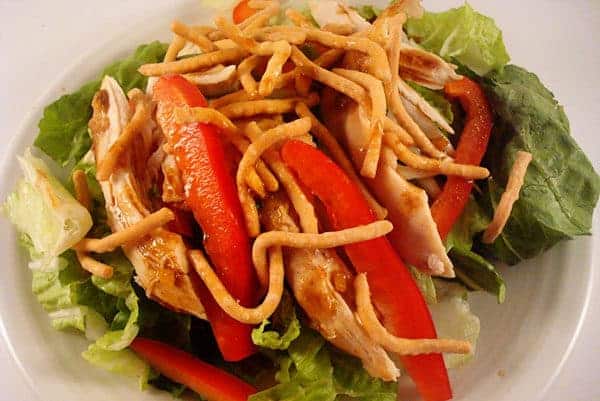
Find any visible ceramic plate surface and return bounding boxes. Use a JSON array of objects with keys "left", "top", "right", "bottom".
[{"left": 0, "top": 1, "right": 597, "bottom": 400}]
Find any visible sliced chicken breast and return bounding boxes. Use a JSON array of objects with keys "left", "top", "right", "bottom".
[
  {"left": 90, "top": 76, "right": 206, "bottom": 318},
  {"left": 321, "top": 88, "right": 454, "bottom": 277},
  {"left": 261, "top": 194, "right": 399, "bottom": 381},
  {"left": 399, "top": 43, "right": 461, "bottom": 90}
]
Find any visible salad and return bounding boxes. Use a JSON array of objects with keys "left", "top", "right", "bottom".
[{"left": 3, "top": 0, "right": 599, "bottom": 400}]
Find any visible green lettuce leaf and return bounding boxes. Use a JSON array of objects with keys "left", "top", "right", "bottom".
[
  {"left": 449, "top": 248, "right": 506, "bottom": 303},
  {"left": 250, "top": 328, "right": 397, "bottom": 401},
  {"left": 34, "top": 41, "right": 167, "bottom": 166},
  {"left": 3, "top": 150, "right": 92, "bottom": 268},
  {"left": 137, "top": 286, "right": 192, "bottom": 351},
  {"left": 22, "top": 231, "right": 150, "bottom": 385},
  {"left": 252, "top": 290, "right": 301, "bottom": 350},
  {"left": 478, "top": 65, "right": 600, "bottom": 264},
  {"left": 429, "top": 283, "right": 480, "bottom": 368},
  {"left": 331, "top": 350, "right": 397, "bottom": 401},
  {"left": 445, "top": 196, "right": 490, "bottom": 252},
  {"left": 4, "top": 41, "right": 189, "bottom": 393},
  {"left": 82, "top": 346, "right": 152, "bottom": 388},
  {"left": 405, "top": 3, "right": 509, "bottom": 76}
]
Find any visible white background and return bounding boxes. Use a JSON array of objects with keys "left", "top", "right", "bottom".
[{"left": 0, "top": 0, "right": 598, "bottom": 400}]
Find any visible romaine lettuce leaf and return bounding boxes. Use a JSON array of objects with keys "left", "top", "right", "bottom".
[
  {"left": 3, "top": 41, "right": 190, "bottom": 393},
  {"left": 3, "top": 150, "right": 92, "bottom": 269},
  {"left": 82, "top": 346, "right": 152, "bottom": 388},
  {"left": 445, "top": 196, "right": 490, "bottom": 252},
  {"left": 252, "top": 290, "right": 301, "bottom": 350},
  {"left": 21, "top": 232, "right": 150, "bottom": 384},
  {"left": 449, "top": 248, "right": 506, "bottom": 304},
  {"left": 34, "top": 41, "right": 167, "bottom": 166},
  {"left": 478, "top": 65, "right": 600, "bottom": 264},
  {"left": 405, "top": 3, "right": 509, "bottom": 76},
  {"left": 250, "top": 328, "right": 397, "bottom": 401}
]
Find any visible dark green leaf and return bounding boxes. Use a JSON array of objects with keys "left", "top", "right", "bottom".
[
  {"left": 449, "top": 247, "right": 505, "bottom": 303},
  {"left": 445, "top": 196, "right": 490, "bottom": 252},
  {"left": 34, "top": 42, "right": 167, "bottom": 166},
  {"left": 478, "top": 65, "right": 600, "bottom": 264},
  {"left": 35, "top": 80, "right": 98, "bottom": 167},
  {"left": 100, "top": 41, "right": 168, "bottom": 93}
]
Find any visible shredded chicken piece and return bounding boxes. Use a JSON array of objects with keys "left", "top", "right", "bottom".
[
  {"left": 309, "top": 1, "right": 371, "bottom": 35},
  {"left": 253, "top": 220, "right": 392, "bottom": 287},
  {"left": 161, "top": 154, "right": 186, "bottom": 204},
  {"left": 96, "top": 90, "right": 152, "bottom": 181},
  {"left": 90, "top": 76, "right": 206, "bottom": 319},
  {"left": 333, "top": 68, "right": 386, "bottom": 178},
  {"left": 400, "top": 96, "right": 454, "bottom": 154},
  {"left": 483, "top": 151, "right": 533, "bottom": 243},
  {"left": 321, "top": 88, "right": 455, "bottom": 277},
  {"left": 261, "top": 194, "right": 400, "bottom": 381},
  {"left": 416, "top": 177, "right": 442, "bottom": 199},
  {"left": 295, "top": 102, "right": 387, "bottom": 219},
  {"left": 399, "top": 44, "right": 461, "bottom": 90},
  {"left": 397, "top": 78, "right": 454, "bottom": 134},
  {"left": 183, "top": 65, "right": 238, "bottom": 98}
]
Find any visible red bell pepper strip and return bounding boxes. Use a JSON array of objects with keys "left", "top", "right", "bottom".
[
  {"left": 281, "top": 140, "right": 452, "bottom": 401},
  {"left": 233, "top": 0, "right": 258, "bottom": 24},
  {"left": 431, "top": 77, "right": 493, "bottom": 240},
  {"left": 131, "top": 338, "right": 256, "bottom": 401},
  {"left": 153, "top": 75, "right": 258, "bottom": 362}
]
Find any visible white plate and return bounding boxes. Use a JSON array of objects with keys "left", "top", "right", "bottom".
[{"left": 0, "top": 1, "right": 598, "bottom": 401}]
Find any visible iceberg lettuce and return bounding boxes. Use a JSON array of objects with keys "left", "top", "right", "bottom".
[
  {"left": 405, "top": 4, "right": 509, "bottom": 76},
  {"left": 3, "top": 150, "right": 92, "bottom": 270}
]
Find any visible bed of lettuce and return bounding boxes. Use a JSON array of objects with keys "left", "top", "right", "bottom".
[{"left": 2, "top": 2, "right": 600, "bottom": 401}]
